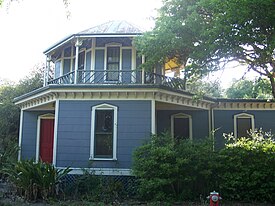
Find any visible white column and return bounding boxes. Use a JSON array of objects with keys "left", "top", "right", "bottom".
[
  {"left": 90, "top": 38, "right": 96, "bottom": 83},
  {"left": 74, "top": 38, "right": 81, "bottom": 84},
  {"left": 151, "top": 100, "right": 156, "bottom": 134},
  {"left": 44, "top": 56, "right": 51, "bottom": 86},
  {"left": 43, "top": 57, "right": 47, "bottom": 86},
  {"left": 131, "top": 48, "right": 136, "bottom": 83},
  {"left": 52, "top": 99, "right": 60, "bottom": 166},
  {"left": 18, "top": 110, "right": 24, "bottom": 161},
  {"left": 141, "top": 55, "right": 145, "bottom": 84}
]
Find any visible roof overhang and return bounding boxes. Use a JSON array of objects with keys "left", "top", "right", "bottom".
[
  {"left": 43, "top": 33, "right": 143, "bottom": 55},
  {"left": 14, "top": 85, "right": 215, "bottom": 111}
]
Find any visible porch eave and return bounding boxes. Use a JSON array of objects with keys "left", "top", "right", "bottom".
[{"left": 14, "top": 84, "right": 216, "bottom": 111}]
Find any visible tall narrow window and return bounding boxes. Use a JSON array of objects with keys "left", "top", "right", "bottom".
[
  {"left": 234, "top": 113, "right": 254, "bottom": 138},
  {"left": 54, "top": 60, "right": 61, "bottom": 78},
  {"left": 78, "top": 51, "right": 85, "bottom": 70},
  {"left": 106, "top": 47, "right": 120, "bottom": 81},
  {"left": 90, "top": 104, "right": 118, "bottom": 160},
  {"left": 78, "top": 51, "right": 85, "bottom": 83},
  {"left": 171, "top": 113, "right": 192, "bottom": 140}
]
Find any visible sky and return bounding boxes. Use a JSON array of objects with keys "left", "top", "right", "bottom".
[
  {"left": 0, "top": 0, "right": 258, "bottom": 87},
  {"left": 0, "top": 0, "right": 161, "bottom": 82}
]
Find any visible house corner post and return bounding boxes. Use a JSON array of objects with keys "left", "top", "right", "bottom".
[
  {"left": 141, "top": 55, "right": 145, "bottom": 84},
  {"left": 18, "top": 109, "right": 24, "bottom": 161},
  {"left": 74, "top": 38, "right": 81, "bottom": 84},
  {"left": 151, "top": 100, "right": 156, "bottom": 134},
  {"left": 52, "top": 99, "right": 60, "bottom": 166},
  {"left": 44, "top": 56, "right": 51, "bottom": 86}
]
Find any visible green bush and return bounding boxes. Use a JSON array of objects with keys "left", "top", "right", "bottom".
[
  {"left": 72, "top": 169, "right": 125, "bottom": 203},
  {"left": 2, "top": 160, "right": 71, "bottom": 201},
  {"left": 133, "top": 130, "right": 275, "bottom": 203},
  {"left": 0, "top": 141, "right": 18, "bottom": 179},
  {"left": 132, "top": 132, "right": 218, "bottom": 201},
  {"left": 218, "top": 129, "right": 275, "bottom": 202}
]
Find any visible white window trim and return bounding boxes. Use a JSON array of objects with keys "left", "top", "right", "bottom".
[
  {"left": 90, "top": 103, "right": 118, "bottom": 161},
  {"left": 171, "top": 113, "right": 193, "bottom": 140},
  {"left": 35, "top": 113, "right": 55, "bottom": 163},
  {"left": 234, "top": 112, "right": 255, "bottom": 138}
]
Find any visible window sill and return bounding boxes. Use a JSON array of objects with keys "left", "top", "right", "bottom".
[{"left": 89, "top": 157, "right": 117, "bottom": 161}]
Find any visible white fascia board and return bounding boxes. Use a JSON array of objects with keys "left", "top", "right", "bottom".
[
  {"left": 44, "top": 34, "right": 141, "bottom": 56},
  {"left": 44, "top": 35, "right": 75, "bottom": 55},
  {"left": 14, "top": 90, "right": 54, "bottom": 106}
]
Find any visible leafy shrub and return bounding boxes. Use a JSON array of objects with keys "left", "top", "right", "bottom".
[
  {"left": 72, "top": 169, "right": 124, "bottom": 203},
  {"left": 218, "top": 129, "right": 275, "bottom": 202},
  {"left": 132, "top": 132, "right": 218, "bottom": 201},
  {"left": 2, "top": 160, "right": 71, "bottom": 201},
  {"left": 0, "top": 141, "right": 18, "bottom": 179}
]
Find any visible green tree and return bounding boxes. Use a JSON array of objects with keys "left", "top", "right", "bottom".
[
  {"left": 191, "top": 0, "right": 275, "bottom": 97},
  {"left": 135, "top": 0, "right": 275, "bottom": 96},
  {"left": 134, "top": 0, "right": 213, "bottom": 89},
  {"left": 0, "top": 65, "right": 43, "bottom": 168},
  {"left": 226, "top": 78, "right": 272, "bottom": 99},
  {"left": 188, "top": 79, "right": 223, "bottom": 98}
]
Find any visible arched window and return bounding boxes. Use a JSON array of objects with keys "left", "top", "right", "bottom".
[
  {"left": 171, "top": 113, "right": 192, "bottom": 140},
  {"left": 234, "top": 113, "right": 255, "bottom": 138},
  {"left": 90, "top": 103, "right": 118, "bottom": 160}
]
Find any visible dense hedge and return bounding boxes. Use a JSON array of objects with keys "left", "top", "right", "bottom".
[
  {"left": 217, "top": 130, "right": 275, "bottom": 202},
  {"left": 133, "top": 130, "right": 275, "bottom": 202},
  {"left": 133, "top": 133, "right": 218, "bottom": 201}
]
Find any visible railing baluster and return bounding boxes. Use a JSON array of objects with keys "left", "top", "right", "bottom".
[{"left": 47, "top": 70, "right": 186, "bottom": 91}]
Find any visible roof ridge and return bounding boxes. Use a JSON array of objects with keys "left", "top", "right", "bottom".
[{"left": 78, "top": 20, "right": 143, "bottom": 34}]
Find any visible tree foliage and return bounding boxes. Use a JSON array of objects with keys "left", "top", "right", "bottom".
[
  {"left": 188, "top": 79, "right": 223, "bottom": 98},
  {"left": 226, "top": 77, "right": 272, "bottom": 99},
  {"left": 135, "top": 0, "right": 275, "bottom": 96},
  {"left": 193, "top": 0, "right": 275, "bottom": 97},
  {"left": 134, "top": 0, "right": 213, "bottom": 89},
  {"left": 0, "top": 65, "right": 43, "bottom": 168}
]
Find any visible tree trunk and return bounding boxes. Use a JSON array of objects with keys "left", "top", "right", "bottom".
[{"left": 268, "top": 75, "right": 275, "bottom": 99}]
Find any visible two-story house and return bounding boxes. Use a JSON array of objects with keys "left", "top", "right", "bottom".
[{"left": 14, "top": 21, "right": 275, "bottom": 176}]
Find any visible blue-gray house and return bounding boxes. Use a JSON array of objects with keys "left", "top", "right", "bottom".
[{"left": 14, "top": 21, "right": 275, "bottom": 176}]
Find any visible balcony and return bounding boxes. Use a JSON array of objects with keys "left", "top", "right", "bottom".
[{"left": 47, "top": 70, "right": 186, "bottom": 90}]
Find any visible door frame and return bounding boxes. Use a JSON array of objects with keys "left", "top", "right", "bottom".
[{"left": 36, "top": 114, "right": 55, "bottom": 163}]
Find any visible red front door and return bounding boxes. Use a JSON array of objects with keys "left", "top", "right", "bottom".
[{"left": 39, "top": 119, "right": 54, "bottom": 163}]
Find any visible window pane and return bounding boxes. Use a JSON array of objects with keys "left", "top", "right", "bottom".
[
  {"left": 237, "top": 118, "right": 251, "bottom": 138},
  {"left": 64, "top": 46, "right": 71, "bottom": 57},
  {"left": 107, "top": 47, "right": 120, "bottom": 81},
  {"left": 174, "top": 117, "right": 189, "bottom": 140},
  {"left": 78, "top": 51, "right": 85, "bottom": 70},
  {"left": 94, "top": 110, "right": 114, "bottom": 158},
  {"left": 54, "top": 61, "right": 61, "bottom": 78},
  {"left": 107, "top": 47, "right": 120, "bottom": 63},
  {"left": 63, "top": 59, "right": 71, "bottom": 75},
  {"left": 94, "top": 133, "right": 113, "bottom": 157}
]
